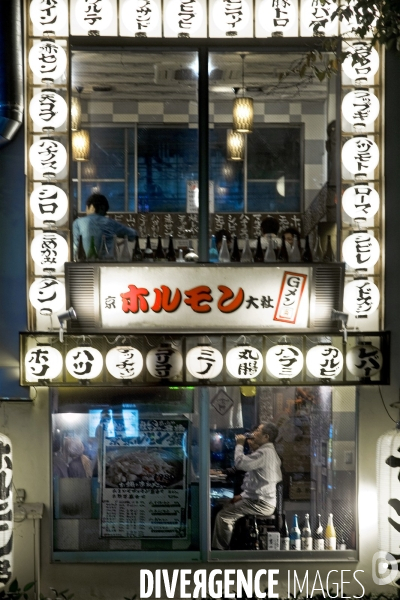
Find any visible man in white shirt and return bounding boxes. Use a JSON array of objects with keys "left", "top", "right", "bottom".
[{"left": 212, "top": 422, "right": 282, "bottom": 550}]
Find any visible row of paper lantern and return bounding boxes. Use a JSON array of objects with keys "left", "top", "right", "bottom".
[
  {"left": 25, "top": 342, "right": 383, "bottom": 383},
  {"left": 30, "top": 0, "right": 377, "bottom": 38}
]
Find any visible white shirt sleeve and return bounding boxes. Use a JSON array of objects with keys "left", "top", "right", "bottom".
[{"left": 234, "top": 446, "right": 266, "bottom": 472}]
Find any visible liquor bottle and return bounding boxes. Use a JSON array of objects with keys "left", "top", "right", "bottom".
[
  {"left": 120, "top": 235, "right": 131, "bottom": 262},
  {"left": 176, "top": 248, "right": 185, "bottom": 263},
  {"left": 289, "top": 235, "right": 302, "bottom": 262},
  {"left": 209, "top": 235, "right": 219, "bottom": 263},
  {"left": 254, "top": 236, "right": 264, "bottom": 263},
  {"left": 313, "top": 235, "right": 323, "bottom": 262},
  {"left": 290, "top": 514, "right": 301, "bottom": 550},
  {"left": 231, "top": 235, "right": 241, "bottom": 262},
  {"left": 302, "top": 235, "right": 313, "bottom": 263},
  {"left": 98, "top": 234, "right": 110, "bottom": 261},
  {"left": 338, "top": 529, "right": 347, "bottom": 550},
  {"left": 155, "top": 236, "right": 166, "bottom": 261},
  {"left": 323, "top": 235, "right": 336, "bottom": 263},
  {"left": 86, "top": 235, "right": 98, "bottom": 261},
  {"left": 110, "top": 234, "right": 119, "bottom": 262},
  {"left": 247, "top": 516, "right": 260, "bottom": 550},
  {"left": 325, "top": 513, "right": 336, "bottom": 550},
  {"left": 219, "top": 235, "right": 230, "bottom": 263},
  {"left": 301, "top": 513, "right": 312, "bottom": 550},
  {"left": 132, "top": 236, "right": 143, "bottom": 262},
  {"left": 144, "top": 235, "right": 154, "bottom": 262},
  {"left": 313, "top": 513, "right": 324, "bottom": 550},
  {"left": 167, "top": 235, "right": 176, "bottom": 262},
  {"left": 241, "top": 237, "right": 253, "bottom": 263},
  {"left": 76, "top": 234, "right": 86, "bottom": 262},
  {"left": 280, "top": 513, "right": 290, "bottom": 550},
  {"left": 264, "top": 234, "right": 276, "bottom": 263},
  {"left": 277, "top": 235, "right": 289, "bottom": 262}
]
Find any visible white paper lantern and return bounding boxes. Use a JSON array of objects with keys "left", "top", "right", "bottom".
[
  {"left": 106, "top": 346, "right": 143, "bottom": 379},
  {"left": 0, "top": 433, "right": 13, "bottom": 586},
  {"left": 346, "top": 342, "right": 382, "bottom": 378},
  {"left": 306, "top": 344, "right": 343, "bottom": 379},
  {"left": 165, "top": 0, "right": 204, "bottom": 35},
  {"left": 226, "top": 345, "right": 263, "bottom": 379},
  {"left": 29, "top": 91, "right": 68, "bottom": 130},
  {"left": 30, "top": 0, "right": 68, "bottom": 32},
  {"left": 300, "top": 0, "right": 337, "bottom": 36},
  {"left": 342, "top": 136, "right": 379, "bottom": 176},
  {"left": 342, "top": 231, "right": 380, "bottom": 269},
  {"left": 31, "top": 232, "right": 69, "bottom": 270},
  {"left": 377, "top": 427, "right": 400, "bottom": 561},
  {"left": 146, "top": 343, "right": 183, "bottom": 379},
  {"left": 28, "top": 40, "right": 67, "bottom": 81},
  {"left": 25, "top": 346, "right": 63, "bottom": 380},
  {"left": 29, "top": 139, "right": 67, "bottom": 177},
  {"left": 120, "top": 0, "right": 160, "bottom": 34},
  {"left": 30, "top": 185, "right": 68, "bottom": 222},
  {"left": 186, "top": 345, "right": 223, "bottom": 380},
  {"left": 342, "top": 184, "right": 379, "bottom": 221},
  {"left": 343, "top": 278, "right": 380, "bottom": 316},
  {"left": 75, "top": 0, "right": 114, "bottom": 31},
  {"left": 66, "top": 347, "right": 103, "bottom": 379},
  {"left": 266, "top": 344, "right": 303, "bottom": 379},
  {"left": 257, "top": 0, "right": 297, "bottom": 35},
  {"left": 29, "top": 277, "right": 66, "bottom": 312},
  {"left": 342, "top": 90, "right": 380, "bottom": 129},
  {"left": 342, "top": 42, "right": 379, "bottom": 81},
  {"left": 211, "top": 0, "right": 250, "bottom": 33}
]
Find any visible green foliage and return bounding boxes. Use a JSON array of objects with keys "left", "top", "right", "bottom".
[
  {"left": 39, "top": 588, "right": 74, "bottom": 600},
  {"left": 0, "top": 580, "right": 34, "bottom": 600}
]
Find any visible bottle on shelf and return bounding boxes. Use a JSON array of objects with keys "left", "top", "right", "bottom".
[
  {"left": 277, "top": 235, "right": 289, "bottom": 262},
  {"left": 264, "top": 234, "right": 276, "bottom": 263},
  {"left": 176, "top": 248, "right": 185, "bottom": 263},
  {"left": 76, "top": 234, "right": 86, "bottom": 262},
  {"left": 209, "top": 235, "right": 219, "bottom": 263},
  {"left": 231, "top": 235, "right": 241, "bottom": 262},
  {"left": 155, "top": 236, "right": 166, "bottom": 261},
  {"left": 254, "top": 236, "right": 264, "bottom": 263},
  {"left": 280, "top": 513, "right": 290, "bottom": 550},
  {"left": 86, "top": 235, "right": 98, "bottom": 261},
  {"left": 241, "top": 237, "right": 253, "bottom": 263},
  {"left": 120, "top": 235, "right": 131, "bottom": 262},
  {"left": 132, "top": 236, "right": 143, "bottom": 262},
  {"left": 247, "top": 516, "right": 260, "bottom": 550},
  {"left": 218, "top": 235, "right": 230, "bottom": 263},
  {"left": 110, "top": 234, "right": 119, "bottom": 262},
  {"left": 167, "top": 235, "right": 176, "bottom": 262},
  {"left": 302, "top": 235, "right": 313, "bottom": 263},
  {"left": 313, "top": 234, "right": 323, "bottom": 262},
  {"left": 323, "top": 235, "right": 336, "bottom": 263},
  {"left": 313, "top": 513, "right": 324, "bottom": 550},
  {"left": 290, "top": 514, "right": 301, "bottom": 550},
  {"left": 144, "top": 235, "right": 154, "bottom": 262},
  {"left": 98, "top": 234, "right": 110, "bottom": 261},
  {"left": 301, "top": 513, "right": 312, "bottom": 550},
  {"left": 325, "top": 513, "right": 337, "bottom": 550},
  {"left": 337, "top": 529, "right": 346, "bottom": 550},
  {"left": 290, "top": 235, "right": 302, "bottom": 262}
]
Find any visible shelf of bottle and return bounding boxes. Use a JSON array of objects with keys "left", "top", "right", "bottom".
[{"left": 209, "top": 549, "right": 358, "bottom": 561}]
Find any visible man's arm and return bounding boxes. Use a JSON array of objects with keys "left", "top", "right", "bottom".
[
  {"left": 111, "top": 220, "right": 137, "bottom": 241},
  {"left": 234, "top": 445, "right": 266, "bottom": 472},
  {"left": 72, "top": 219, "right": 80, "bottom": 255}
]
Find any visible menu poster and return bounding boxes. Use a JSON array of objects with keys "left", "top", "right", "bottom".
[{"left": 101, "top": 419, "right": 189, "bottom": 539}]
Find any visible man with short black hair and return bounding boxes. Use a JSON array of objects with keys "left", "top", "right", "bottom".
[{"left": 212, "top": 422, "right": 282, "bottom": 550}]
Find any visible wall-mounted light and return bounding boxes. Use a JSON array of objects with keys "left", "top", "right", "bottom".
[
  {"left": 186, "top": 345, "right": 223, "bottom": 380},
  {"left": 29, "top": 90, "right": 68, "bottom": 131},
  {"left": 227, "top": 129, "right": 245, "bottom": 161},
  {"left": 266, "top": 344, "right": 303, "bottom": 379},
  {"left": 25, "top": 345, "right": 63, "bottom": 381},
  {"left": 106, "top": 346, "right": 144, "bottom": 379},
  {"left": 57, "top": 307, "right": 77, "bottom": 342},
  {"left": 72, "top": 130, "right": 90, "bottom": 161},
  {"left": 226, "top": 345, "right": 263, "bottom": 379},
  {"left": 306, "top": 344, "right": 343, "bottom": 379},
  {"left": 331, "top": 309, "right": 349, "bottom": 343}
]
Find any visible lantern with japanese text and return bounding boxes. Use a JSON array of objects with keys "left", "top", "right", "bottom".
[
  {"left": 343, "top": 278, "right": 380, "bottom": 317},
  {"left": 376, "top": 426, "right": 400, "bottom": 560},
  {"left": 106, "top": 346, "right": 143, "bottom": 380},
  {"left": 342, "top": 136, "right": 379, "bottom": 176},
  {"left": 31, "top": 232, "right": 69, "bottom": 270},
  {"left": 342, "top": 41, "right": 379, "bottom": 82},
  {"left": 120, "top": 0, "right": 161, "bottom": 35},
  {"left": 29, "top": 277, "right": 66, "bottom": 312},
  {"left": 211, "top": 0, "right": 251, "bottom": 35},
  {"left": 30, "top": 0, "right": 68, "bottom": 33},
  {"left": 164, "top": 0, "right": 204, "bottom": 36},
  {"left": 256, "top": 0, "right": 297, "bottom": 36},
  {"left": 66, "top": 347, "right": 103, "bottom": 380},
  {"left": 0, "top": 434, "right": 13, "bottom": 587},
  {"left": 266, "top": 344, "right": 304, "bottom": 379},
  {"left": 342, "top": 90, "right": 380, "bottom": 129},
  {"left": 30, "top": 185, "right": 68, "bottom": 223},
  {"left": 342, "top": 184, "right": 379, "bottom": 222},
  {"left": 186, "top": 345, "right": 223, "bottom": 380},
  {"left": 306, "top": 344, "right": 343, "bottom": 379},
  {"left": 29, "top": 90, "right": 68, "bottom": 131},
  {"left": 342, "top": 231, "right": 380, "bottom": 270},
  {"left": 226, "top": 345, "right": 263, "bottom": 379},
  {"left": 28, "top": 40, "right": 67, "bottom": 82},
  {"left": 75, "top": 0, "right": 114, "bottom": 32},
  {"left": 300, "top": 0, "right": 338, "bottom": 36},
  {"left": 346, "top": 342, "right": 382, "bottom": 378},
  {"left": 146, "top": 343, "right": 183, "bottom": 379},
  {"left": 25, "top": 346, "right": 63, "bottom": 381},
  {"left": 29, "top": 139, "right": 67, "bottom": 177}
]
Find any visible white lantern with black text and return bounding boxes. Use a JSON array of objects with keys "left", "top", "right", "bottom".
[
  {"left": 29, "top": 139, "right": 67, "bottom": 177},
  {"left": 342, "top": 41, "right": 379, "bottom": 82},
  {"left": 31, "top": 232, "right": 69, "bottom": 271},
  {"left": 342, "top": 231, "right": 380, "bottom": 270},
  {"left": 343, "top": 278, "right": 380, "bottom": 317},
  {"left": 306, "top": 344, "right": 343, "bottom": 379},
  {"left": 25, "top": 346, "right": 63, "bottom": 381},
  {"left": 300, "top": 0, "right": 338, "bottom": 37},
  {"left": 346, "top": 342, "right": 382, "bottom": 378},
  {"left": 29, "top": 91, "right": 68, "bottom": 130},
  {"left": 75, "top": 0, "right": 113, "bottom": 31},
  {"left": 377, "top": 426, "right": 400, "bottom": 555},
  {"left": 342, "top": 90, "right": 380, "bottom": 129},
  {"left": 30, "top": 185, "right": 68, "bottom": 223},
  {"left": 146, "top": 343, "right": 183, "bottom": 379},
  {"left": 106, "top": 346, "right": 143, "bottom": 380},
  {"left": 66, "top": 347, "right": 103, "bottom": 380},
  {"left": 30, "top": 0, "right": 68, "bottom": 32},
  {"left": 28, "top": 40, "right": 67, "bottom": 81},
  {"left": 164, "top": 0, "right": 204, "bottom": 36},
  {"left": 186, "top": 345, "right": 223, "bottom": 380},
  {"left": 120, "top": 0, "right": 161, "bottom": 35},
  {"left": 0, "top": 434, "right": 13, "bottom": 586},
  {"left": 29, "top": 277, "right": 66, "bottom": 313},
  {"left": 256, "top": 0, "right": 297, "bottom": 36},
  {"left": 211, "top": 0, "right": 251, "bottom": 35},
  {"left": 342, "top": 184, "right": 379, "bottom": 221},
  {"left": 342, "top": 137, "right": 379, "bottom": 176},
  {"left": 266, "top": 344, "right": 303, "bottom": 379},
  {"left": 226, "top": 345, "right": 263, "bottom": 379}
]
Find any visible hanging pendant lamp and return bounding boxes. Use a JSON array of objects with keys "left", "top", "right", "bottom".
[{"left": 232, "top": 55, "right": 253, "bottom": 133}]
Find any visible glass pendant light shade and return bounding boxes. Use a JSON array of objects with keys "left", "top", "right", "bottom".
[
  {"left": 227, "top": 129, "right": 245, "bottom": 160},
  {"left": 71, "top": 96, "right": 82, "bottom": 131},
  {"left": 72, "top": 130, "right": 90, "bottom": 161},
  {"left": 233, "top": 97, "right": 253, "bottom": 133}
]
